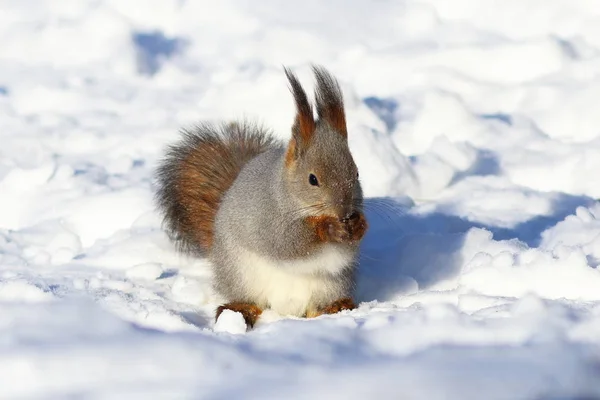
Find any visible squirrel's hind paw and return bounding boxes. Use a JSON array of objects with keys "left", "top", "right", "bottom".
[{"left": 306, "top": 298, "right": 357, "bottom": 318}]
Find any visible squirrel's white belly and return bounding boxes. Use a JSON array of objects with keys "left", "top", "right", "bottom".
[{"left": 236, "top": 245, "right": 353, "bottom": 317}]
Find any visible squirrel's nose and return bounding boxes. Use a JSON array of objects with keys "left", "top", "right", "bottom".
[{"left": 334, "top": 198, "right": 354, "bottom": 221}]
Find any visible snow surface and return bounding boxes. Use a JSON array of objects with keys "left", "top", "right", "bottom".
[{"left": 1, "top": 0, "right": 600, "bottom": 398}]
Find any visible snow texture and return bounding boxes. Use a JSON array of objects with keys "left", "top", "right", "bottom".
[{"left": 1, "top": 0, "right": 600, "bottom": 398}]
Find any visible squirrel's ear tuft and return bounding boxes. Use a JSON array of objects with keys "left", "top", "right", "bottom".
[
  {"left": 284, "top": 67, "right": 315, "bottom": 156},
  {"left": 312, "top": 65, "right": 347, "bottom": 138}
]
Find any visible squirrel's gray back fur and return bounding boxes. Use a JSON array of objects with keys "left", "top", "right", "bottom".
[{"left": 155, "top": 66, "right": 365, "bottom": 317}]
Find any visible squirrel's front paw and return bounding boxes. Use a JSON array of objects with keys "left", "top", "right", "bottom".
[
  {"left": 307, "top": 215, "right": 350, "bottom": 243},
  {"left": 344, "top": 212, "right": 368, "bottom": 242}
]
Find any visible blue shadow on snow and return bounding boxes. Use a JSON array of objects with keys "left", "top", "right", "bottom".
[
  {"left": 357, "top": 193, "right": 597, "bottom": 303},
  {"left": 132, "top": 31, "right": 186, "bottom": 76}
]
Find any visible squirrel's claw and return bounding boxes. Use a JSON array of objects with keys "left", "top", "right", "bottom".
[{"left": 345, "top": 212, "right": 368, "bottom": 242}]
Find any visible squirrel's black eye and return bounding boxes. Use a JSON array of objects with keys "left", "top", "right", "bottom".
[
  {"left": 356, "top": 171, "right": 359, "bottom": 179},
  {"left": 309, "top": 173, "right": 319, "bottom": 186}
]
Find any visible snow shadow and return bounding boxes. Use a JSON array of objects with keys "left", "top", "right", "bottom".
[
  {"left": 363, "top": 96, "right": 399, "bottom": 132},
  {"left": 356, "top": 193, "right": 596, "bottom": 302},
  {"left": 450, "top": 149, "right": 500, "bottom": 184},
  {"left": 132, "top": 31, "right": 186, "bottom": 76},
  {"left": 480, "top": 112, "right": 513, "bottom": 125},
  {"left": 179, "top": 311, "right": 211, "bottom": 329},
  {"left": 357, "top": 198, "right": 468, "bottom": 302},
  {"left": 435, "top": 192, "right": 596, "bottom": 247}
]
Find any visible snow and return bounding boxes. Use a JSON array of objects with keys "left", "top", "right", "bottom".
[
  {"left": 213, "top": 309, "right": 247, "bottom": 334},
  {"left": 1, "top": 0, "right": 600, "bottom": 398}
]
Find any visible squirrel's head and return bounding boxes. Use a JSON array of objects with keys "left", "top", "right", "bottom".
[{"left": 283, "top": 66, "right": 363, "bottom": 221}]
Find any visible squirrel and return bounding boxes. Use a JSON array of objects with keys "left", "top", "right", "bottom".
[{"left": 155, "top": 65, "right": 368, "bottom": 328}]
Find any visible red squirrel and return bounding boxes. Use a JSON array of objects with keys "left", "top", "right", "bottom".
[{"left": 155, "top": 66, "right": 368, "bottom": 328}]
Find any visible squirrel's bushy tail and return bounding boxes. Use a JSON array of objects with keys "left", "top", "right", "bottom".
[{"left": 155, "top": 122, "right": 277, "bottom": 254}]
